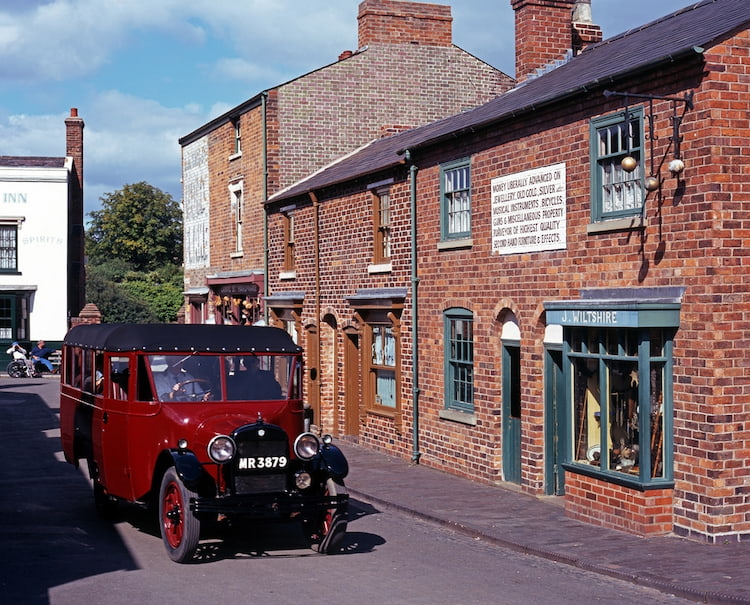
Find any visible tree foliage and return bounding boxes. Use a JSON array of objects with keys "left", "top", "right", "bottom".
[
  {"left": 87, "top": 182, "right": 183, "bottom": 271},
  {"left": 85, "top": 183, "right": 184, "bottom": 324}
]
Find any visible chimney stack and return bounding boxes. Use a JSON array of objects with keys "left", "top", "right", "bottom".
[
  {"left": 64, "top": 107, "right": 86, "bottom": 320},
  {"left": 65, "top": 107, "right": 84, "bottom": 190},
  {"left": 511, "top": 0, "right": 601, "bottom": 82},
  {"left": 357, "top": 0, "right": 452, "bottom": 49}
]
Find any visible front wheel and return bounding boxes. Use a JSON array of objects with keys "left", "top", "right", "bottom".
[
  {"left": 305, "top": 478, "right": 348, "bottom": 554},
  {"left": 158, "top": 467, "right": 201, "bottom": 563}
]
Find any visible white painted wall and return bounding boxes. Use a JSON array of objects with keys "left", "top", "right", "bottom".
[{"left": 0, "top": 165, "right": 70, "bottom": 341}]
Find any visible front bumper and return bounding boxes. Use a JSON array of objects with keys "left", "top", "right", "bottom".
[{"left": 191, "top": 492, "right": 348, "bottom": 517}]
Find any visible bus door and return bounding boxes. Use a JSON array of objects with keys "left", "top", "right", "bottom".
[{"left": 91, "top": 353, "right": 134, "bottom": 498}]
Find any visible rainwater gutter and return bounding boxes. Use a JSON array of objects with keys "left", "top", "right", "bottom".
[{"left": 405, "top": 149, "right": 421, "bottom": 464}]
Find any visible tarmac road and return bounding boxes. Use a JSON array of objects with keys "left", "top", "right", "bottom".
[{"left": 1, "top": 378, "right": 748, "bottom": 605}]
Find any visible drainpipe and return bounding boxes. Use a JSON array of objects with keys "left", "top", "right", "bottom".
[
  {"left": 405, "top": 149, "right": 421, "bottom": 464},
  {"left": 262, "top": 91, "right": 270, "bottom": 324},
  {"left": 310, "top": 190, "right": 321, "bottom": 433}
]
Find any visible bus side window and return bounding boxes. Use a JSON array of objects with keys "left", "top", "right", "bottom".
[
  {"left": 110, "top": 356, "right": 129, "bottom": 400},
  {"left": 67, "top": 346, "right": 83, "bottom": 389},
  {"left": 136, "top": 355, "right": 154, "bottom": 401},
  {"left": 82, "top": 350, "right": 94, "bottom": 393},
  {"left": 94, "top": 352, "right": 104, "bottom": 394}
]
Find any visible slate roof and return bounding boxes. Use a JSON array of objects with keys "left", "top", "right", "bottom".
[
  {"left": 268, "top": 0, "right": 750, "bottom": 205},
  {"left": 0, "top": 156, "right": 66, "bottom": 168}
]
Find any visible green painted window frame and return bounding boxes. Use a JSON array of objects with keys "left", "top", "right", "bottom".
[
  {"left": 440, "top": 158, "right": 471, "bottom": 241},
  {"left": 444, "top": 307, "right": 474, "bottom": 413},
  {"left": 590, "top": 107, "right": 645, "bottom": 222},
  {"left": 563, "top": 326, "right": 674, "bottom": 489}
]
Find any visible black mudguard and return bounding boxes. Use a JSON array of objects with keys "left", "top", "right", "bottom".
[
  {"left": 168, "top": 450, "right": 205, "bottom": 492},
  {"left": 320, "top": 444, "right": 349, "bottom": 480}
]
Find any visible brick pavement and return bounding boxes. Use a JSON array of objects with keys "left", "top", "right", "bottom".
[{"left": 341, "top": 441, "right": 750, "bottom": 605}]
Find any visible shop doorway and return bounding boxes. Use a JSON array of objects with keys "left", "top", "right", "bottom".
[
  {"left": 544, "top": 345, "right": 566, "bottom": 495},
  {"left": 501, "top": 315, "right": 521, "bottom": 484}
]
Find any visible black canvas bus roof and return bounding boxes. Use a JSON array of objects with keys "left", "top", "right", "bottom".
[{"left": 63, "top": 323, "right": 303, "bottom": 354}]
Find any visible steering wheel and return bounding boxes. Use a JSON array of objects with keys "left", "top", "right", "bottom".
[{"left": 173, "top": 379, "right": 212, "bottom": 401}]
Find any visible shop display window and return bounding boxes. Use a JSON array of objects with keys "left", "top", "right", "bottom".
[{"left": 569, "top": 326, "right": 672, "bottom": 485}]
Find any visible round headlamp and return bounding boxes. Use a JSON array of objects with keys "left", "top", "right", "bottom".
[
  {"left": 295, "top": 471, "right": 313, "bottom": 490},
  {"left": 208, "top": 435, "right": 236, "bottom": 464},
  {"left": 294, "top": 432, "right": 320, "bottom": 460}
]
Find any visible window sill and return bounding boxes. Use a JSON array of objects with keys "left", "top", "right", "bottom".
[
  {"left": 228, "top": 152, "right": 242, "bottom": 161},
  {"left": 366, "top": 406, "right": 396, "bottom": 420},
  {"left": 587, "top": 215, "right": 646, "bottom": 234},
  {"left": 437, "top": 237, "right": 473, "bottom": 251},
  {"left": 562, "top": 462, "right": 673, "bottom": 491},
  {"left": 368, "top": 262, "right": 392, "bottom": 274},
  {"left": 439, "top": 408, "right": 477, "bottom": 426},
  {"left": 230, "top": 251, "right": 244, "bottom": 259},
  {"left": 279, "top": 270, "right": 296, "bottom": 280}
]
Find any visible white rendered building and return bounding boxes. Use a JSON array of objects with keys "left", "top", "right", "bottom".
[{"left": 0, "top": 109, "right": 85, "bottom": 348}]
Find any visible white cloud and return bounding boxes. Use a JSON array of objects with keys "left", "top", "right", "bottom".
[
  {"left": 80, "top": 90, "right": 208, "bottom": 213},
  {"left": 0, "top": 0, "right": 697, "bottom": 222},
  {"left": 0, "top": 0, "right": 353, "bottom": 83}
]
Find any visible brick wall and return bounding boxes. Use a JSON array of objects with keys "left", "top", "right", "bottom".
[
  {"left": 565, "top": 473, "right": 673, "bottom": 536},
  {"left": 183, "top": 1, "right": 513, "bottom": 324},
  {"left": 668, "top": 30, "right": 750, "bottom": 542},
  {"left": 266, "top": 28, "right": 750, "bottom": 540},
  {"left": 277, "top": 43, "right": 512, "bottom": 190},
  {"left": 205, "top": 107, "right": 266, "bottom": 273}
]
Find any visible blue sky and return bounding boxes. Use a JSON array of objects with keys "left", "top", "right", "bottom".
[{"left": 0, "top": 0, "right": 692, "bottom": 219}]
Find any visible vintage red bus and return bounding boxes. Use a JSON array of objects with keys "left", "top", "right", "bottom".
[{"left": 59, "top": 323, "right": 348, "bottom": 562}]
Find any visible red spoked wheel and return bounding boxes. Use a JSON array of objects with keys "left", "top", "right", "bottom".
[
  {"left": 158, "top": 467, "right": 201, "bottom": 563},
  {"left": 307, "top": 478, "right": 348, "bottom": 554}
]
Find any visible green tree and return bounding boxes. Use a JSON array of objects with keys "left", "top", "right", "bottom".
[
  {"left": 87, "top": 182, "right": 183, "bottom": 271},
  {"left": 86, "top": 182, "right": 184, "bottom": 323}
]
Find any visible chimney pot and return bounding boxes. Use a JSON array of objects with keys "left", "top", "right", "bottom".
[{"left": 572, "top": 0, "right": 592, "bottom": 24}]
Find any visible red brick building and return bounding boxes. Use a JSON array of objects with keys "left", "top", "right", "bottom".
[
  {"left": 179, "top": 0, "right": 513, "bottom": 334},
  {"left": 265, "top": 0, "right": 750, "bottom": 542}
]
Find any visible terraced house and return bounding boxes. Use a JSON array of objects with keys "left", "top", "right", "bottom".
[
  {"left": 264, "top": 0, "right": 750, "bottom": 542},
  {"left": 178, "top": 0, "right": 513, "bottom": 335}
]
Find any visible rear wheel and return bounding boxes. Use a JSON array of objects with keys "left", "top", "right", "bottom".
[
  {"left": 158, "top": 467, "right": 201, "bottom": 563},
  {"left": 7, "top": 360, "right": 26, "bottom": 378},
  {"left": 305, "top": 478, "right": 348, "bottom": 554}
]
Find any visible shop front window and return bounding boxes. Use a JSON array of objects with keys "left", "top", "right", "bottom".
[
  {"left": 370, "top": 324, "right": 396, "bottom": 408},
  {"left": 569, "top": 326, "right": 672, "bottom": 485}
]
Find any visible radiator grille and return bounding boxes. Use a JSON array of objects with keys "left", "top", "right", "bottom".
[{"left": 231, "top": 424, "right": 289, "bottom": 495}]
